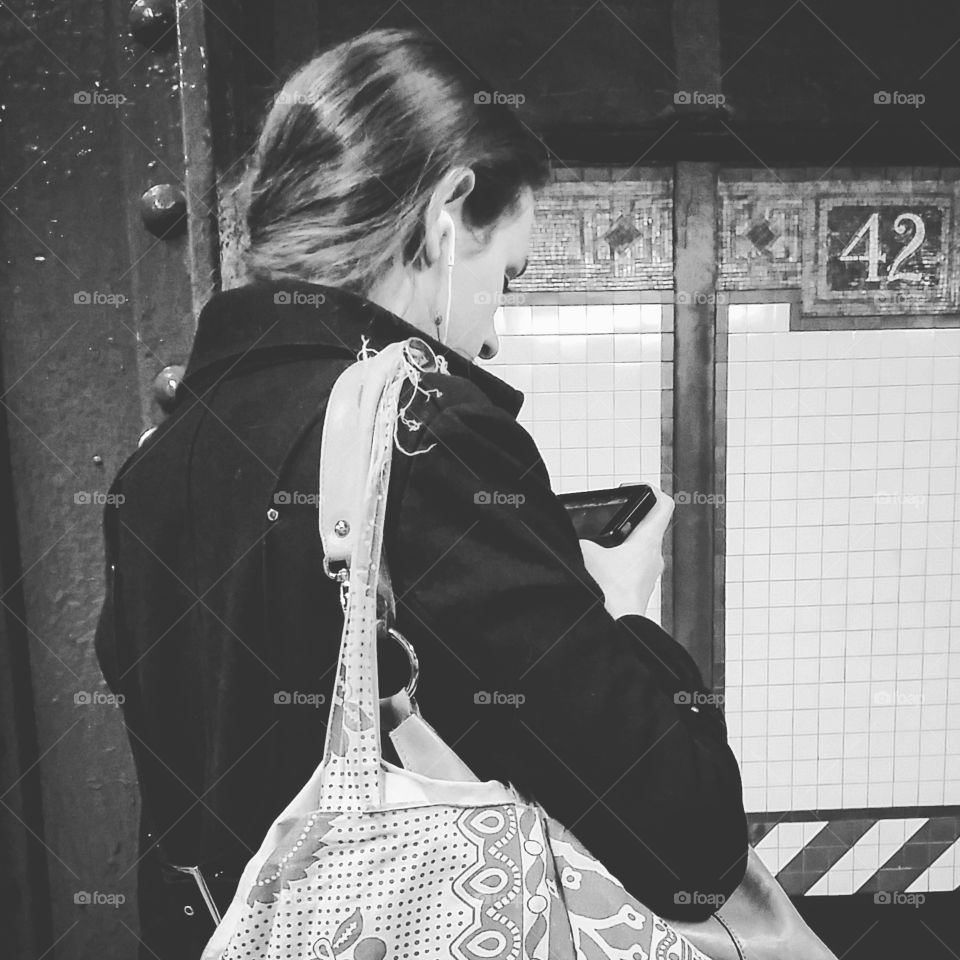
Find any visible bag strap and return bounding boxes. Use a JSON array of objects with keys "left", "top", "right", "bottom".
[
  {"left": 316, "top": 337, "right": 446, "bottom": 809},
  {"left": 317, "top": 356, "right": 382, "bottom": 571}
]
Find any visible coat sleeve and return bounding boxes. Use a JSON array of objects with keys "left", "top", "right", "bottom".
[{"left": 386, "top": 382, "right": 748, "bottom": 921}]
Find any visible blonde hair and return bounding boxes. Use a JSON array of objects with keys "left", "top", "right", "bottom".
[{"left": 233, "top": 28, "right": 550, "bottom": 295}]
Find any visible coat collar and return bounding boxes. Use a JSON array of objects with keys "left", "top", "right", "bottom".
[{"left": 184, "top": 279, "right": 524, "bottom": 418}]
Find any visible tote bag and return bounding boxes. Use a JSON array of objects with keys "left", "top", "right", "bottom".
[{"left": 201, "top": 336, "right": 713, "bottom": 959}]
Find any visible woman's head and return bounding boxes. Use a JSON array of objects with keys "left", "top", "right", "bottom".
[{"left": 239, "top": 28, "right": 550, "bottom": 361}]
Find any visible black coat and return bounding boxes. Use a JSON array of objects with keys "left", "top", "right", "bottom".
[{"left": 95, "top": 279, "right": 747, "bottom": 958}]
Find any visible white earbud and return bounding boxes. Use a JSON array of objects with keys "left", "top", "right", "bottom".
[
  {"left": 435, "top": 211, "right": 456, "bottom": 345},
  {"left": 438, "top": 210, "right": 456, "bottom": 266}
]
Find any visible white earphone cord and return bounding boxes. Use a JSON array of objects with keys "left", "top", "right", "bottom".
[
  {"left": 438, "top": 216, "right": 455, "bottom": 346},
  {"left": 441, "top": 261, "right": 453, "bottom": 346}
]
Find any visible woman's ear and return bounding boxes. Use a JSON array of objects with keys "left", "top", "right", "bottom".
[{"left": 422, "top": 167, "right": 476, "bottom": 267}]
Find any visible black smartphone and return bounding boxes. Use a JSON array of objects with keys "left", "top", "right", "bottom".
[{"left": 558, "top": 483, "right": 656, "bottom": 548}]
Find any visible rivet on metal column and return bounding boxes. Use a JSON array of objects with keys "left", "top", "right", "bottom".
[{"left": 128, "top": 0, "right": 178, "bottom": 51}]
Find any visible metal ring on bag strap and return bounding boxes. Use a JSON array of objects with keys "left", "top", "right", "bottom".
[
  {"left": 323, "top": 557, "right": 349, "bottom": 582},
  {"left": 378, "top": 623, "right": 419, "bottom": 698}
]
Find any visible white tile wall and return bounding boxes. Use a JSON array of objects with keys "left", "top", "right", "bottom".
[
  {"left": 480, "top": 297, "right": 959, "bottom": 815},
  {"left": 480, "top": 302, "right": 665, "bottom": 622},
  {"left": 724, "top": 304, "right": 960, "bottom": 813}
]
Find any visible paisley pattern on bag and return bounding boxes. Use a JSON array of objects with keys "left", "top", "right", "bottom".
[
  {"left": 312, "top": 906, "right": 387, "bottom": 960},
  {"left": 326, "top": 652, "right": 376, "bottom": 760},
  {"left": 451, "top": 807, "right": 525, "bottom": 958},
  {"left": 517, "top": 806, "right": 553, "bottom": 958},
  {"left": 245, "top": 811, "right": 342, "bottom": 907},
  {"left": 440, "top": 803, "right": 710, "bottom": 960},
  {"left": 540, "top": 811, "right": 709, "bottom": 960},
  {"left": 223, "top": 801, "right": 710, "bottom": 959}
]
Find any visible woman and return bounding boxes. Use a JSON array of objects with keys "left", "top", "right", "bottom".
[{"left": 95, "top": 27, "right": 747, "bottom": 959}]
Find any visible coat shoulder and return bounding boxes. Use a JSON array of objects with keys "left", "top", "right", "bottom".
[
  {"left": 396, "top": 368, "right": 535, "bottom": 467},
  {"left": 406, "top": 368, "right": 523, "bottom": 433}
]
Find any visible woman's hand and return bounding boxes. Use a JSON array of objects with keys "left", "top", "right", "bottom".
[{"left": 579, "top": 484, "right": 675, "bottom": 620}]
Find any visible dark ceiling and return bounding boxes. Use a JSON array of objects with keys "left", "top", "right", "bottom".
[{"left": 208, "top": 0, "right": 960, "bottom": 167}]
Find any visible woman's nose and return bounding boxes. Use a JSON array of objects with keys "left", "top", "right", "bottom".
[{"left": 479, "top": 330, "right": 499, "bottom": 360}]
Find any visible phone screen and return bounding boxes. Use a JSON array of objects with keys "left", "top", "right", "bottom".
[
  {"left": 563, "top": 496, "right": 632, "bottom": 541},
  {"left": 558, "top": 484, "right": 656, "bottom": 547}
]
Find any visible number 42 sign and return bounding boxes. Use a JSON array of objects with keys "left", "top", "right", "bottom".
[
  {"left": 838, "top": 211, "right": 928, "bottom": 283},
  {"left": 802, "top": 188, "right": 958, "bottom": 319}
]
